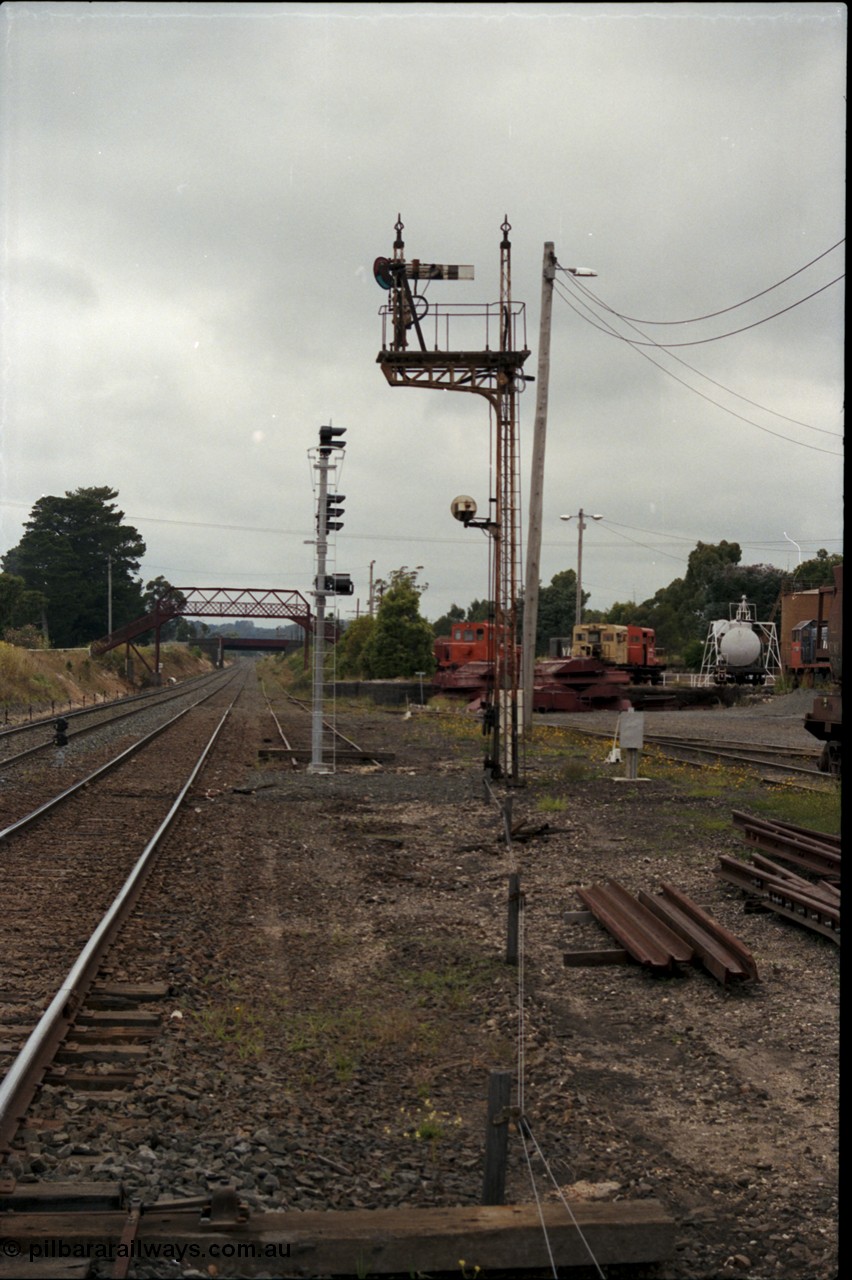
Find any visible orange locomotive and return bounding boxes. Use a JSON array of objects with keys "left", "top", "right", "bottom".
[{"left": 434, "top": 621, "right": 499, "bottom": 669}]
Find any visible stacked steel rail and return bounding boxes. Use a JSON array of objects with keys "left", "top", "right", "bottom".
[
  {"left": 717, "top": 812, "right": 840, "bottom": 944},
  {"left": 567, "top": 878, "right": 759, "bottom": 984}
]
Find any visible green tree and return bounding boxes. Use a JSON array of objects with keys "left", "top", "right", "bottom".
[
  {"left": 535, "top": 568, "right": 582, "bottom": 654},
  {"left": 431, "top": 603, "right": 465, "bottom": 638},
  {"left": 1, "top": 487, "right": 146, "bottom": 648},
  {"left": 787, "top": 549, "right": 843, "bottom": 589},
  {"left": 606, "top": 541, "right": 786, "bottom": 660},
  {"left": 0, "top": 572, "right": 48, "bottom": 641},
  {"left": 361, "top": 569, "right": 435, "bottom": 678},
  {"left": 466, "top": 598, "right": 493, "bottom": 624},
  {"left": 335, "top": 614, "right": 376, "bottom": 678},
  {"left": 142, "top": 577, "right": 196, "bottom": 641}
]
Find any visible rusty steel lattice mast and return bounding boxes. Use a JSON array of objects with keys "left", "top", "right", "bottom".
[{"left": 376, "top": 216, "right": 530, "bottom": 780}]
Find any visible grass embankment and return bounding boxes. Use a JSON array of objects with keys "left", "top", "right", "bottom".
[{"left": 0, "top": 641, "right": 215, "bottom": 720}]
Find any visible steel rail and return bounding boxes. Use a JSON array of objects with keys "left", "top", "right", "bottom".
[
  {"left": 740, "top": 828, "right": 840, "bottom": 879},
  {"left": 278, "top": 690, "right": 384, "bottom": 767},
  {"left": 732, "top": 810, "right": 841, "bottom": 848},
  {"left": 0, "top": 671, "right": 229, "bottom": 769},
  {"left": 716, "top": 854, "right": 840, "bottom": 944},
  {"left": 749, "top": 853, "right": 840, "bottom": 907},
  {"left": 565, "top": 725, "right": 822, "bottom": 773},
  {"left": 261, "top": 692, "right": 299, "bottom": 769},
  {"left": 649, "top": 735, "right": 819, "bottom": 761},
  {"left": 552, "top": 725, "right": 820, "bottom": 760},
  {"left": 0, "top": 698, "right": 238, "bottom": 1153},
  {"left": 610, "top": 728, "right": 827, "bottom": 787},
  {"left": 0, "top": 670, "right": 238, "bottom": 845},
  {"left": 576, "top": 880, "right": 694, "bottom": 971},
  {"left": 642, "top": 738, "right": 824, "bottom": 778},
  {"left": 638, "top": 883, "right": 759, "bottom": 984},
  {"left": 731, "top": 812, "right": 840, "bottom": 879},
  {"left": 0, "top": 669, "right": 225, "bottom": 745}
]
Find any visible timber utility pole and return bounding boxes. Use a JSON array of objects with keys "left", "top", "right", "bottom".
[
  {"left": 522, "top": 247, "right": 598, "bottom": 732},
  {"left": 375, "top": 216, "right": 530, "bottom": 782},
  {"left": 522, "top": 243, "right": 556, "bottom": 734}
]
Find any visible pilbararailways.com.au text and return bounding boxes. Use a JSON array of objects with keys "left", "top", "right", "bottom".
[{"left": 18, "top": 1239, "right": 292, "bottom": 1264}]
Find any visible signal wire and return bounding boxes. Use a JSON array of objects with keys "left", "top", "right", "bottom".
[
  {"left": 508, "top": 839, "right": 606, "bottom": 1278},
  {"left": 521, "top": 1118, "right": 608, "bottom": 1279}
]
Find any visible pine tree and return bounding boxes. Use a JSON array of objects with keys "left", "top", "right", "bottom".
[{"left": 2, "top": 487, "right": 145, "bottom": 647}]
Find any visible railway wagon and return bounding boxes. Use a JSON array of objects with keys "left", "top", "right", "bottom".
[
  {"left": 803, "top": 564, "right": 842, "bottom": 775},
  {"left": 783, "top": 576, "right": 837, "bottom": 683},
  {"left": 571, "top": 623, "right": 665, "bottom": 685},
  {"left": 699, "top": 597, "right": 781, "bottom": 686},
  {"left": 432, "top": 620, "right": 632, "bottom": 711}
]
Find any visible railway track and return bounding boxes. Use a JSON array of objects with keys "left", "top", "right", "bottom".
[
  {"left": 0, "top": 671, "right": 238, "bottom": 832},
  {"left": 0, "top": 669, "right": 248, "bottom": 1147},
  {"left": 0, "top": 672, "right": 837, "bottom": 1279},
  {"left": 0, "top": 668, "right": 390, "bottom": 1155},
  {"left": 567, "top": 725, "right": 830, "bottom": 788},
  {"left": 0, "top": 670, "right": 227, "bottom": 771},
  {"left": 260, "top": 684, "right": 392, "bottom": 767}
]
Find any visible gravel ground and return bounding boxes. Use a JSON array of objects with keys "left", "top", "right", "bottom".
[{"left": 6, "top": 677, "right": 839, "bottom": 1279}]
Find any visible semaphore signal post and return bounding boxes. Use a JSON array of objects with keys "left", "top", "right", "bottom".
[{"left": 375, "top": 216, "right": 530, "bottom": 782}]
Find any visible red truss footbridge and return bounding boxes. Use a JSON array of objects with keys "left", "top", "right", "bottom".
[{"left": 89, "top": 587, "right": 320, "bottom": 676}]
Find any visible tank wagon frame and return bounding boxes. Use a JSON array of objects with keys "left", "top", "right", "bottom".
[{"left": 699, "top": 597, "right": 782, "bottom": 686}]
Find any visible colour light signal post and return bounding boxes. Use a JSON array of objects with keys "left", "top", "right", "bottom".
[{"left": 309, "top": 424, "right": 347, "bottom": 774}]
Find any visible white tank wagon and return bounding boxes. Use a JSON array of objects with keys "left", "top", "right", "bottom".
[{"left": 699, "top": 597, "right": 782, "bottom": 686}]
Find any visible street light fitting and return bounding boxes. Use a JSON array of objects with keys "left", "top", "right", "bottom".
[
  {"left": 560, "top": 509, "right": 603, "bottom": 627},
  {"left": 566, "top": 267, "right": 598, "bottom": 277}
]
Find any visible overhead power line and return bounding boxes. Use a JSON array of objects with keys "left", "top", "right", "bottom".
[
  {"left": 554, "top": 281, "right": 844, "bottom": 457},
  {"left": 564, "top": 275, "right": 842, "bottom": 439},
  {"left": 597, "top": 522, "right": 689, "bottom": 564},
  {"left": 563, "top": 274, "right": 844, "bottom": 348},
  {"left": 557, "top": 237, "right": 845, "bottom": 326}
]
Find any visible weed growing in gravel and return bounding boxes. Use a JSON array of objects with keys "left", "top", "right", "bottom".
[
  {"left": 535, "top": 794, "right": 569, "bottom": 813},
  {"left": 527, "top": 723, "right": 577, "bottom": 756},
  {"left": 396, "top": 957, "right": 492, "bottom": 1011},
  {"left": 412, "top": 965, "right": 469, "bottom": 1005},
  {"left": 332, "top": 1049, "right": 357, "bottom": 1082},
  {"left": 748, "top": 783, "right": 840, "bottom": 834},
  {"left": 388, "top": 1096, "right": 463, "bottom": 1153},
  {"left": 195, "top": 1002, "right": 265, "bottom": 1060},
  {"left": 283, "top": 1004, "right": 433, "bottom": 1081},
  {"left": 558, "top": 757, "right": 591, "bottom": 783}
]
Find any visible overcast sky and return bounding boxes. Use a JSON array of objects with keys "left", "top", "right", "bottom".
[{"left": 1, "top": 2, "right": 845, "bottom": 629}]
